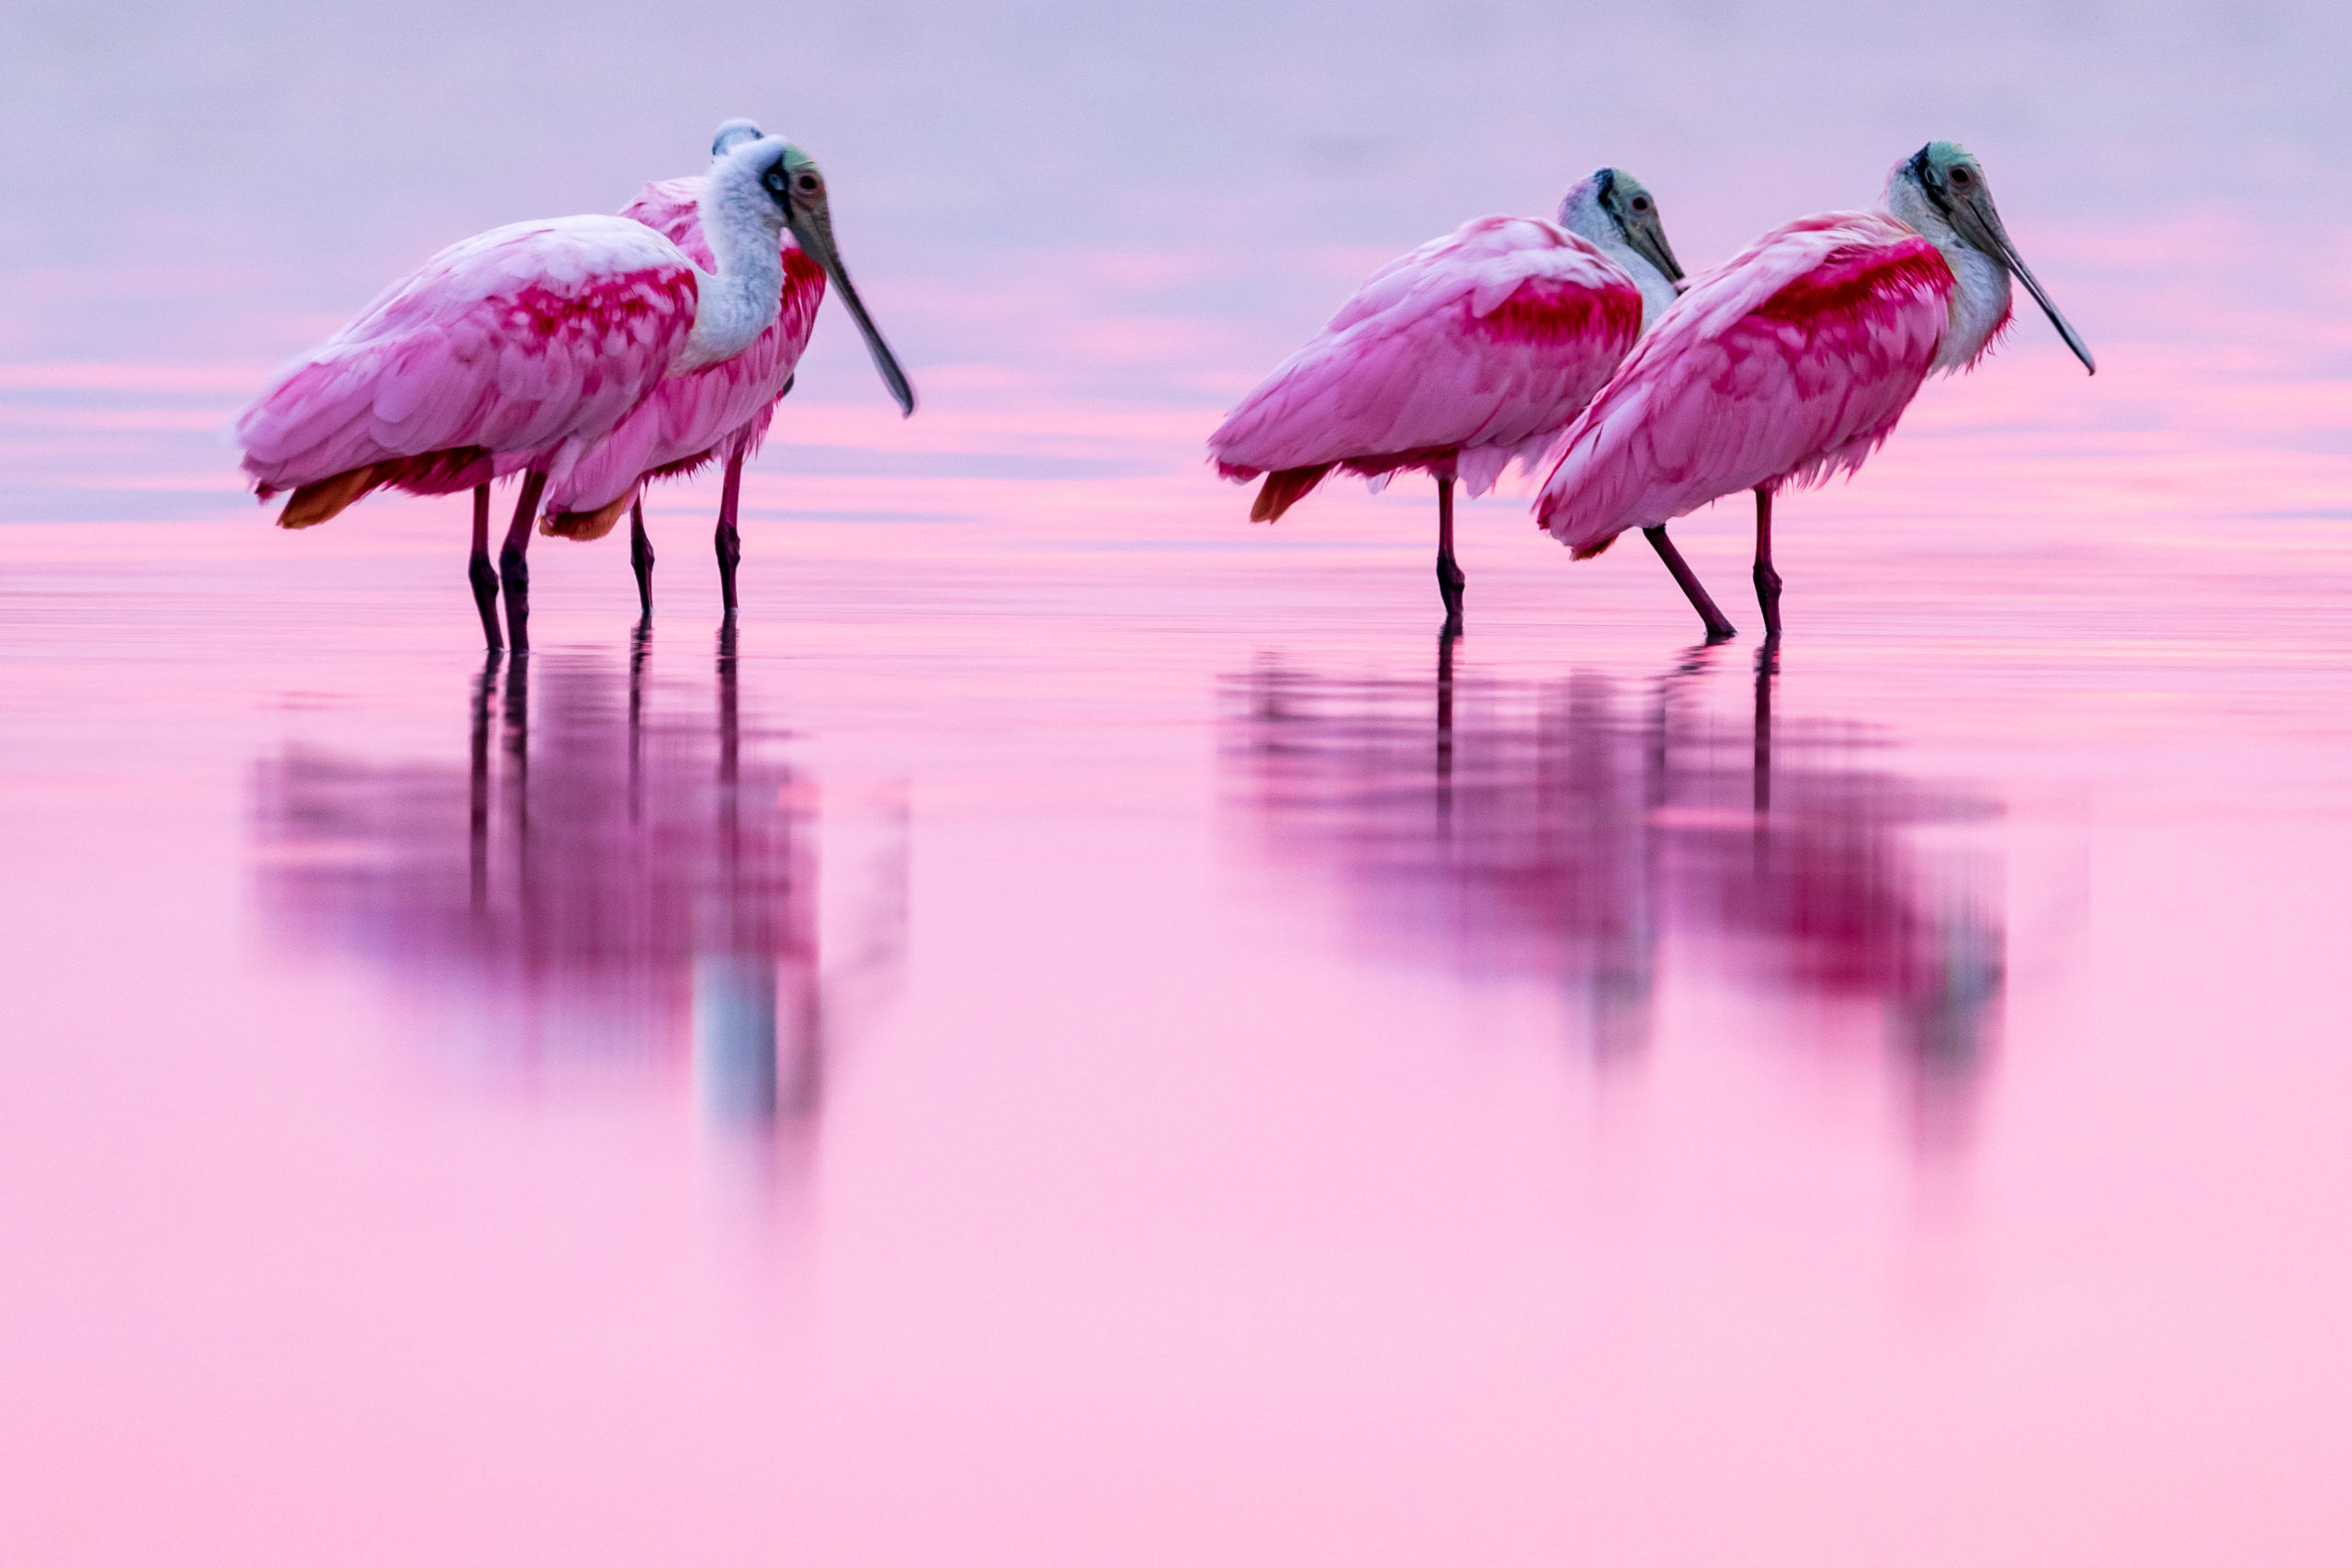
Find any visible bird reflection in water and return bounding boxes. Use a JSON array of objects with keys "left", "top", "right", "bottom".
[
  {"left": 1227, "top": 636, "right": 2003, "bottom": 1146},
  {"left": 254, "top": 631, "right": 906, "bottom": 1178}
]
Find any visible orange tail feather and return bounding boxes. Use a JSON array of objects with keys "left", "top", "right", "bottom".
[
  {"left": 1250, "top": 464, "right": 1334, "bottom": 523},
  {"left": 277, "top": 464, "right": 387, "bottom": 528},
  {"left": 540, "top": 491, "right": 634, "bottom": 542}
]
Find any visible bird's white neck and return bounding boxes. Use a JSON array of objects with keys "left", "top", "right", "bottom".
[
  {"left": 1886, "top": 178, "right": 2011, "bottom": 373},
  {"left": 675, "top": 162, "right": 786, "bottom": 373},
  {"left": 1556, "top": 179, "right": 1675, "bottom": 332}
]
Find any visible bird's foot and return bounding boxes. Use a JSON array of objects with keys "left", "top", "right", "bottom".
[
  {"left": 630, "top": 545, "right": 654, "bottom": 624},
  {"left": 1437, "top": 553, "right": 1465, "bottom": 625},
  {"left": 1753, "top": 562, "right": 1782, "bottom": 641},
  {"left": 715, "top": 525, "right": 741, "bottom": 619},
  {"left": 469, "top": 556, "right": 503, "bottom": 651},
  {"left": 500, "top": 545, "right": 530, "bottom": 653}
]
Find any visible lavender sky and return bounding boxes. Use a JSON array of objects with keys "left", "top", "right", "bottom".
[{"left": 3, "top": 0, "right": 2345, "bottom": 366}]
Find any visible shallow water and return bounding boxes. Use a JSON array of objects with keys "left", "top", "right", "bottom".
[{"left": 6, "top": 4, "right": 2352, "bottom": 1563}]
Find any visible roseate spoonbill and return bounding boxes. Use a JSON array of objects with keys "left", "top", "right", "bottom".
[
  {"left": 1208, "top": 169, "right": 1686, "bottom": 626},
  {"left": 235, "top": 131, "right": 816, "bottom": 652},
  {"left": 543, "top": 119, "right": 915, "bottom": 622},
  {"left": 1535, "top": 141, "right": 2095, "bottom": 641}
]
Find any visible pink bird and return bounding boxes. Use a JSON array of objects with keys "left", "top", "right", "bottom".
[
  {"left": 235, "top": 130, "right": 819, "bottom": 652},
  {"left": 542, "top": 118, "right": 915, "bottom": 622},
  {"left": 1209, "top": 169, "right": 1686, "bottom": 626},
  {"left": 1535, "top": 141, "right": 2095, "bottom": 642}
]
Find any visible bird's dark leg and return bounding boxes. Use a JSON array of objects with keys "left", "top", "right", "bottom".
[
  {"left": 714, "top": 447, "right": 746, "bottom": 620},
  {"left": 1752, "top": 486, "right": 1782, "bottom": 642},
  {"left": 628, "top": 500, "right": 655, "bottom": 626},
  {"left": 1642, "top": 525, "right": 1737, "bottom": 643},
  {"left": 468, "top": 484, "right": 503, "bottom": 651},
  {"left": 500, "top": 470, "right": 547, "bottom": 654},
  {"left": 1435, "top": 473, "right": 1464, "bottom": 629}
]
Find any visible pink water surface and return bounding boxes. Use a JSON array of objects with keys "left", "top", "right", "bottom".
[{"left": 6, "top": 3, "right": 2352, "bottom": 1563}]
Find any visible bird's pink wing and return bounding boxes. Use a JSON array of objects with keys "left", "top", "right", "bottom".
[
  {"left": 546, "top": 180, "right": 828, "bottom": 513},
  {"left": 235, "top": 215, "right": 699, "bottom": 495},
  {"left": 1209, "top": 217, "right": 1642, "bottom": 498},
  {"left": 1534, "top": 212, "right": 1952, "bottom": 552},
  {"left": 620, "top": 177, "right": 707, "bottom": 257}
]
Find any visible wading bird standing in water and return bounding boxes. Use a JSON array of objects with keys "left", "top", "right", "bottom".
[
  {"left": 1208, "top": 170, "right": 1686, "bottom": 628},
  {"left": 1535, "top": 141, "right": 2095, "bottom": 642},
  {"left": 235, "top": 130, "right": 837, "bottom": 652},
  {"left": 541, "top": 119, "right": 914, "bottom": 623}
]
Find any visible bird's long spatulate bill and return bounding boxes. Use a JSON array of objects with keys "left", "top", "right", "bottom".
[
  {"left": 791, "top": 210, "right": 916, "bottom": 416},
  {"left": 1624, "top": 213, "right": 1684, "bottom": 286},
  {"left": 1954, "top": 191, "right": 2095, "bottom": 375}
]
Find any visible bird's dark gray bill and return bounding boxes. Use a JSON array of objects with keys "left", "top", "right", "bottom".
[
  {"left": 790, "top": 211, "right": 917, "bottom": 417},
  {"left": 1958, "top": 192, "right": 2095, "bottom": 375},
  {"left": 828, "top": 265, "right": 916, "bottom": 417}
]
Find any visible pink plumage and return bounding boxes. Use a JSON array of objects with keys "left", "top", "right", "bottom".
[
  {"left": 1210, "top": 216, "right": 1645, "bottom": 520},
  {"left": 540, "top": 175, "right": 827, "bottom": 533},
  {"left": 235, "top": 215, "right": 702, "bottom": 526},
  {"left": 1534, "top": 211, "right": 1956, "bottom": 557}
]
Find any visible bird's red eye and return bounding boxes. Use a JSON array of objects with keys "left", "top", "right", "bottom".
[
  {"left": 797, "top": 175, "right": 818, "bottom": 192},
  {"left": 1632, "top": 196, "right": 1650, "bottom": 211},
  {"left": 1950, "top": 167, "right": 1972, "bottom": 185}
]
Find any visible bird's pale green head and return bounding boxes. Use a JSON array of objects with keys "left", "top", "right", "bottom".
[
  {"left": 1909, "top": 139, "right": 1982, "bottom": 191},
  {"left": 1594, "top": 168, "right": 1685, "bottom": 286},
  {"left": 760, "top": 142, "right": 916, "bottom": 417},
  {"left": 1898, "top": 140, "right": 2095, "bottom": 374}
]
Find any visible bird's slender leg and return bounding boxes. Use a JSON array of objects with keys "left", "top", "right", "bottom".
[
  {"left": 1752, "top": 486, "right": 1782, "bottom": 642},
  {"left": 714, "top": 448, "right": 747, "bottom": 620},
  {"left": 499, "top": 470, "right": 547, "bottom": 654},
  {"left": 468, "top": 484, "right": 503, "bottom": 651},
  {"left": 1642, "top": 525, "right": 1736, "bottom": 643},
  {"left": 1435, "top": 473, "right": 1464, "bottom": 628},
  {"left": 628, "top": 500, "right": 656, "bottom": 626}
]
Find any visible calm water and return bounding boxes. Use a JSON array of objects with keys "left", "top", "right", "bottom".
[{"left": 6, "top": 4, "right": 2352, "bottom": 1563}]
